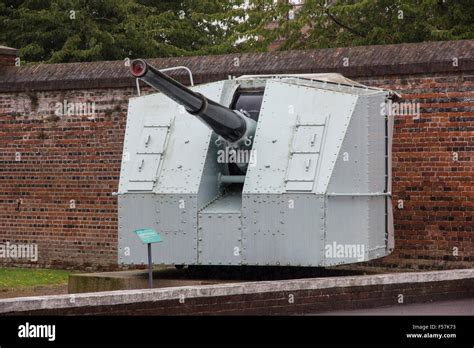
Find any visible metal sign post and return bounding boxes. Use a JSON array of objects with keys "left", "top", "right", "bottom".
[{"left": 134, "top": 228, "right": 162, "bottom": 289}]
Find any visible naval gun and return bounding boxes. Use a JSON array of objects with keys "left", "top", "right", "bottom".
[
  {"left": 117, "top": 60, "right": 397, "bottom": 268},
  {"left": 130, "top": 59, "right": 256, "bottom": 172}
]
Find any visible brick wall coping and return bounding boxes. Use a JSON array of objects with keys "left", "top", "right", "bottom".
[
  {"left": 0, "top": 45, "right": 18, "bottom": 56},
  {"left": 0, "top": 269, "right": 472, "bottom": 314},
  {"left": 0, "top": 40, "right": 472, "bottom": 93}
]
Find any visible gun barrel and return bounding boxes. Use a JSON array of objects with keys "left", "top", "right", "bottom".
[{"left": 131, "top": 59, "right": 247, "bottom": 143}]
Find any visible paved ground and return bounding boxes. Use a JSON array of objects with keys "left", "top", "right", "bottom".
[{"left": 316, "top": 298, "right": 474, "bottom": 315}]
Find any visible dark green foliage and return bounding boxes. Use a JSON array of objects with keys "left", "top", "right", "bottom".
[
  {"left": 0, "top": 0, "right": 248, "bottom": 63},
  {"left": 267, "top": 0, "right": 474, "bottom": 50},
  {"left": 0, "top": 0, "right": 472, "bottom": 63}
]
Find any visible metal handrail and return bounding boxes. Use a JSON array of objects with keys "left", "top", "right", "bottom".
[{"left": 136, "top": 65, "right": 194, "bottom": 96}]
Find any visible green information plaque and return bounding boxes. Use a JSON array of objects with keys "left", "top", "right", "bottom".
[{"left": 134, "top": 228, "right": 162, "bottom": 244}]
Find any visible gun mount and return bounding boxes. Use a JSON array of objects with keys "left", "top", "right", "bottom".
[{"left": 118, "top": 63, "right": 396, "bottom": 268}]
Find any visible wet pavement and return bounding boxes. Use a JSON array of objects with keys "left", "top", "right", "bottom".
[{"left": 315, "top": 298, "right": 474, "bottom": 315}]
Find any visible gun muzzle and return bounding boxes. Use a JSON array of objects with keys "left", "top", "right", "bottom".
[{"left": 131, "top": 59, "right": 248, "bottom": 143}]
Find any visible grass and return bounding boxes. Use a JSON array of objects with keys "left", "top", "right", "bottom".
[{"left": 0, "top": 267, "right": 71, "bottom": 291}]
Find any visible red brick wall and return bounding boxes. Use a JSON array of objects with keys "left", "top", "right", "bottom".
[
  {"left": 0, "top": 42, "right": 472, "bottom": 271},
  {"left": 0, "top": 88, "right": 137, "bottom": 269},
  {"left": 360, "top": 73, "right": 474, "bottom": 270},
  {"left": 0, "top": 55, "right": 16, "bottom": 66}
]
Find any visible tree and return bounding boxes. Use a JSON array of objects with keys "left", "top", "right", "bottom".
[
  {"left": 0, "top": 0, "right": 248, "bottom": 63},
  {"left": 0, "top": 0, "right": 473, "bottom": 63},
  {"left": 264, "top": 0, "right": 474, "bottom": 50}
]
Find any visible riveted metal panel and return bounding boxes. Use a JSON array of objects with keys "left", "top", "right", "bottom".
[
  {"left": 154, "top": 194, "right": 198, "bottom": 264},
  {"left": 119, "top": 80, "right": 237, "bottom": 266},
  {"left": 243, "top": 79, "right": 358, "bottom": 196},
  {"left": 286, "top": 153, "right": 319, "bottom": 182},
  {"left": 285, "top": 181, "right": 313, "bottom": 191},
  {"left": 198, "top": 210, "right": 242, "bottom": 265},
  {"left": 367, "top": 92, "right": 394, "bottom": 254},
  {"left": 367, "top": 196, "right": 390, "bottom": 260},
  {"left": 292, "top": 125, "right": 324, "bottom": 152},
  {"left": 368, "top": 92, "right": 394, "bottom": 252},
  {"left": 242, "top": 194, "right": 324, "bottom": 266},
  {"left": 243, "top": 80, "right": 298, "bottom": 194},
  {"left": 387, "top": 197, "right": 395, "bottom": 251},
  {"left": 297, "top": 105, "right": 327, "bottom": 126},
  {"left": 156, "top": 81, "right": 228, "bottom": 194},
  {"left": 118, "top": 193, "right": 158, "bottom": 265},
  {"left": 144, "top": 112, "right": 172, "bottom": 127},
  {"left": 325, "top": 93, "right": 392, "bottom": 261},
  {"left": 118, "top": 193, "right": 198, "bottom": 265},
  {"left": 137, "top": 127, "right": 168, "bottom": 154},
  {"left": 367, "top": 93, "right": 389, "bottom": 194},
  {"left": 197, "top": 134, "right": 226, "bottom": 210},
  {"left": 286, "top": 123, "right": 323, "bottom": 191},
  {"left": 327, "top": 92, "right": 392, "bottom": 195},
  {"left": 327, "top": 97, "right": 369, "bottom": 194},
  {"left": 386, "top": 101, "right": 395, "bottom": 252},
  {"left": 309, "top": 91, "right": 358, "bottom": 194},
  {"left": 200, "top": 192, "right": 241, "bottom": 214},
  {"left": 127, "top": 181, "right": 154, "bottom": 191},
  {"left": 197, "top": 193, "right": 242, "bottom": 265},
  {"left": 119, "top": 93, "right": 174, "bottom": 193},
  {"left": 130, "top": 154, "right": 161, "bottom": 182},
  {"left": 324, "top": 196, "right": 369, "bottom": 266}
]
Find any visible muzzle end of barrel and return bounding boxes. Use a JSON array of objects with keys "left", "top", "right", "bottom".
[{"left": 131, "top": 59, "right": 148, "bottom": 78}]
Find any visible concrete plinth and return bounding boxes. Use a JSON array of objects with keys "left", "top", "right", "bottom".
[
  {"left": 0, "top": 269, "right": 472, "bottom": 316},
  {"left": 68, "top": 267, "right": 240, "bottom": 293},
  {"left": 68, "top": 266, "right": 375, "bottom": 294}
]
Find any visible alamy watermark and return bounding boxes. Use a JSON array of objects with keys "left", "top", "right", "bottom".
[
  {"left": 381, "top": 100, "right": 421, "bottom": 119},
  {"left": 217, "top": 147, "right": 257, "bottom": 167},
  {"left": 54, "top": 99, "right": 96, "bottom": 118},
  {"left": 0, "top": 242, "right": 38, "bottom": 262},
  {"left": 18, "top": 322, "right": 55, "bottom": 341},
  {"left": 325, "top": 242, "right": 365, "bottom": 262}
]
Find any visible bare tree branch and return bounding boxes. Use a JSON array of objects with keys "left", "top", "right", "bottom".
[{"left": 324, "top": 9, "right": 366, "bottom": 38}]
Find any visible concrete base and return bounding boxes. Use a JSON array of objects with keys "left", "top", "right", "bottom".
[
  {"left": 68, "top": 267, "right": 242, "bottom": 294},
  {"left": 68, "top": 266, "right": 377, "bottom": 294},
  {"left": 1, "top": 269, "right": 473, "bottom": 315}
]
